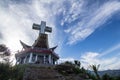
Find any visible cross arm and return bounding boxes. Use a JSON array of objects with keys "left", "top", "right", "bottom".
[
  {"left": 45, "top": 26, "right": 52, "bottom": 33},
  {"left": 32, "top": 23, "right": 40, "bottom": 30}
]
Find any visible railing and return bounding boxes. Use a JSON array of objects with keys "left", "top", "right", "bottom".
[{"left": 16, "top": 48, "right": 59, "bottom": 58}]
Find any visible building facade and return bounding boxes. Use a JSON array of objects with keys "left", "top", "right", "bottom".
[{"left": 15, "top": 21, "right": 59, "bottom": 65}]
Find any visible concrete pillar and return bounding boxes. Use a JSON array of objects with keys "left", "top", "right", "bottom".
[
  {"left": 56, "top": 60, "right": 58, "bottom": 65},
  {"left": 49, "top": 55, "right": 51, "bottom": 64},
  {"left": 16, "top": 58, "right": 19, "bottom": 64},
  {"left": 52, "top": 58, "right": 54, "bottom": 65},
  {"left": 44, "top": 55, "right": 46, "bottom": 64},
  {"left": 19, "top": 58, "right": 21, "bottom": 64},
  {"left": 29, "top": 53, "right": 33, "bottom": 63},
  {"left": 35, "top": 54, "right": 38, "bottom": 62},
  {"left": 24, "top": 56, "right": 27, "bottom": 64}
]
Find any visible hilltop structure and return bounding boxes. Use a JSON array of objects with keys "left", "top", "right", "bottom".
[{"left": 15, "top": 21, "right": 59, "bottom": 65}]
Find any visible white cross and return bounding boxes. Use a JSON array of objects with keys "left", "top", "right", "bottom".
[{"left": 32, "top": 21, "right": 52, "bottom": 34}]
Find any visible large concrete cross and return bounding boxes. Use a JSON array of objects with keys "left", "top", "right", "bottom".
[{"left": 32, "top": 21, "right": 52, "bottom": 34}]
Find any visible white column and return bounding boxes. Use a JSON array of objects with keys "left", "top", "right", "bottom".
[
  {"left": 24, "top": 56, "right": 27, "bottom": 64},
  {"left": 51, "top": 57, "right": 53, "bottom": 65},
  {"left": 35, "top": 54, "right": 38, "bottom": 62},
  {"left": 44, "top": 55, "right": 46, "bottom": 64},
  {"left": 49, "top": 55, "right": 51, "bottom": 64},
  {"left": 19, "top": 58, "right": 21, "bottom": 64},
  {"left": 29, "top": 53, "right": 33, "bottom": 63},
  {"left": 52, "top": 57, "right": 54, "bottom": 65},
  {"left": 16, "top": 58, "right": 19, "bottom": 64},
  {"left": 55, "top": 61, "right": 58, "bottom": 64}
]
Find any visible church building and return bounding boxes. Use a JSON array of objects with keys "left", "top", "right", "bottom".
[{"left": 15, "top": 21, "right": 59, "bottom": 65}]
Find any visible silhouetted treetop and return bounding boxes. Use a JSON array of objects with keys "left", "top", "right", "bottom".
[{"left": 0, "top": 44, "right": 10, "bottom": 56}]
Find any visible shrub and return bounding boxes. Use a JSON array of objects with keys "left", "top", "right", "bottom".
[{"left": 0, "top": 62, "right": 11, "bottom": 80}]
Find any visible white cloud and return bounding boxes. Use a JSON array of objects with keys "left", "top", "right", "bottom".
[
  {"left": 1, "top": 0, "right": 120, "bottom": 70},
  {"left": 58, "top": 57, "right": 75, "bottom": 63},
  {"left": 65, "top": 1, "right": 120, "bottom": 45},
  {"left": 0, "top": 7, "right": 33, "bottom": 51},
  {"left": 0, "top": 0, "right": 120, "bottom": 50},
  {"left": 80, "top": 43, "right": 120, "bottom": 70},
  {"left": 79, "top": 43, "right": 120, "bottom": 70},
  {"left": 0, "top": 0, "right": 61, "bottom": 53},
  {"left": 61, "top": 0, "right": 84, "bottom": 25},
  {"left": 80, "top": 52, "right": 100, "bottom": 69},
  {"left": 54, "top": 49, "right": 120, "bottom": 70},
  {"left": 100, "top": 43, "right": 120, "bottom": 57}
]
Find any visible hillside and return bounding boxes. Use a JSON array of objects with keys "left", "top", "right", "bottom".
[
  {"left": 98, "top": 69, "right": 120, "bottom": 77},
  {"left": 23, "top": 64, "right": 90, "bottom": 80},
  {"left": 1, "top": 61, "right": 120, "bottom": 80}
]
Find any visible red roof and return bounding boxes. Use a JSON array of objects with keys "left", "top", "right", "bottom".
[{"left": 31, "top": 49, "right": 52, "bottom": 53}]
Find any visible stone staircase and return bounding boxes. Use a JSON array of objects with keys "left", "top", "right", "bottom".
[{"left": 23, "top": 65, "right": 64, "bottom": 80}]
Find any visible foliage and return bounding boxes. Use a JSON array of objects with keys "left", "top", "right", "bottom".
[
  {"left": 0, "top": 62, "right": 26, "bottom": 80},
  {"left": 0, "top": 62, "right": 11, "bottom": 80},
  {"left": 102, "top": 73, "right": 110, "bottom": 80},
  {"left": 55, "top": 61, "right": 76, "bottom": 75},
  {"left": 0, "top": 44, "right": 11, "bottom": 63},
  {"left": 0, "top": 44, "right": 10, "bottom": 56},
  {"left": 11, "top": 64, "right": 27, "bottom": 80},
  {"left": 90, "top": 64, "right": 101, "bottom": 80},
  {"left": 0, "top": 60, "right": 120, "bottom": 80},
  {"left": 74, "top": 60, "right": 81, "bottom": 68},
  {"left": 55, "top": 60, "right": 89, "bottom": 79}
]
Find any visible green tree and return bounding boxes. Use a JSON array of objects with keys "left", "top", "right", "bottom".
[
  {"left": 74, "top": 60, "right": 81, "bottom": 68},
  {"left": 0, "top": 44, "right": 11, "bottom": 63},
  {"left": 0, "top": 62, "right": 11, "bottom": 80},
  {"left": 90, "top": 64, "right": 101, "bottom": 80},
  {"left": 116, "top": 76, "right": 120, "bottom": 80},
  {"left": 102, "top": 73, "right": 110, "bottom": 80},
  {"left": 11, "top": 64, "right": 26, "bottom": 80}
]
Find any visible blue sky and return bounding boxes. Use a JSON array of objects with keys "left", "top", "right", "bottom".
[{"left": 0, "top": 0, "right": 120, "bottom": 70}]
